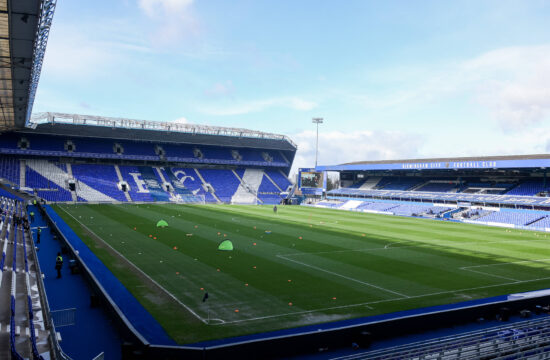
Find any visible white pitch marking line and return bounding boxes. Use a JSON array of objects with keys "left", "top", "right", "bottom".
[
  {"left": 209, "top": 301, "right": 385, "bottom": 326},
  {"left": 276, "top": 254, "right": 410, "bottom": 298},
  {"left": 283, "top": 237, "right": 550, "bottom": 258},
  {"left": 464, "top": 258, "right": 550, "bottom": 269},
  {"left": 57, "top": 205, "right": 211, "bottom": 325},
  {"left": 212, "top": 274, "right": 550, "bottom": 326},
  {"left": 282, "top": 243, "right": 418, "bottom": 257},
  {"left": 459, "top": 267, "right": 519, "bottom": 282},
  {"left": 460, "top": 258, "right": 550, "bottom": 282}
]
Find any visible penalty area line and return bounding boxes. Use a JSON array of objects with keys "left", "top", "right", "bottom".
[
  {"left": 283, "top": 237, "right": 550, "bottom": 258},
  {"left": 276, "top": 254, "right": 410, "bottom": 298},
  {"left": 213, "top": 274, "right": 550, "bottom": 326},
  {"left": 459, "top": 267, "right": 519, "bottom": 282},
  {"left": 460, "top": 257, "right": 550, "bottom": 283}
]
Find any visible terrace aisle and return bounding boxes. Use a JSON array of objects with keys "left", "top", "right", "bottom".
[{"left": 29, "top": 206, "right": 122, "bottom": 360}]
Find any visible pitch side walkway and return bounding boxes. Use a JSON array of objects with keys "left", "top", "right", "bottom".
[{"left": 28, "top": 205, "right": 122, "bottom": 360}]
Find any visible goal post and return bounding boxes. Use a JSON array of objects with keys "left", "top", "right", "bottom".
[{"left": 176, "top": 193, "right": 206, "bottom": 204}]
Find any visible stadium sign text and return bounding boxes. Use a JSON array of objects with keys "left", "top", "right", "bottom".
[{"left": 401, "top": 161, "right": 498, "bottom": 170}]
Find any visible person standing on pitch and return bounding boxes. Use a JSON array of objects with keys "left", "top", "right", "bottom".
[
  {"left": 273, "top": 205, "right": 277, "bottom": 214},
  {"left": 55, "top": 252, "right": 63, "bottom": 278},
  {"left": 36, "top": 228, "right": 41, "bottom": 244}
]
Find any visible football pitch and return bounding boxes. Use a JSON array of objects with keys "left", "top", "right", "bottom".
[{"left": 52, "top": 203, "right": 550, "bottom": 344}]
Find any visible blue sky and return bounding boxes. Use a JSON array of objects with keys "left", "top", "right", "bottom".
[{"left": 33, "top": 0, "right": 550, "bottom": 172}]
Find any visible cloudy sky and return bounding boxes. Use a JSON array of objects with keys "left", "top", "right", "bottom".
[{"left": 33, "top": 0, "right": 550, "bottom": 174}]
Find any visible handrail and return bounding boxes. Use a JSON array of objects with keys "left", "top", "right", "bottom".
[
  {"left": 10, "top": 220, "right": 24, "bottom": 359},
  {"left": 357, "top": 315, "right": 550, "bottom": 360},
  {"left": 25, "top": 204, "right": 73, "bottom": 360}
]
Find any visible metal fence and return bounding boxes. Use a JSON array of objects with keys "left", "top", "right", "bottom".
[
  {"left": 345, "top": 316, "right": 550, "bottom": 360},
  {"left": 50, "top": 308, "right": 76, "bottom": 328}
]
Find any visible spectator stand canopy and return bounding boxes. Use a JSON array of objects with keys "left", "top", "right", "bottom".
[
  {"left": 316, "top": 154, "right": 550, "bottom": 172},
  {"left": 28, "top": 112, "right": 298, "bottom": 151},
  {"left": 0, "top": 0, "right": 56, "bottom": 130}
]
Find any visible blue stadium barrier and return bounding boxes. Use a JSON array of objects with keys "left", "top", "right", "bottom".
[{"left": 43, "top": 205, "right": 175, "bottom": 346}]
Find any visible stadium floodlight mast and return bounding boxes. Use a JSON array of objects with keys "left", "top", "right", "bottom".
[{"left": 312, "top": 118, "right": 324, "bottom": 167}]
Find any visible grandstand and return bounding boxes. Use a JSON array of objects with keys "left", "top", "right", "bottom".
[
  {"left": 311, "top": 155, "right": 550, "bottom": 231},
  {"left": 0, "top": 113, "right": 296, "bottom": 205}
]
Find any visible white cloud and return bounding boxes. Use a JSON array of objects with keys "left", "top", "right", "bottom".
[
  {"left": 42, "top": 22, "right": 152, "bottom": 80},
  {"left": 43, "top": 29, "right": 116, "bottom": 79},
  {"left": 137, "top": 0, "right": 199, "bottom": 44},
  {"left": 482, "top": 83, "right": 550, "bottom": 130},
  {"left": 290, "top": 130, "right": 424, "bottom": 176},
  {"left": 464, "top": 45, "right": 550, "bottom": 131},
  {"left": 199, "top": 97, "right": 317, "bottom": 116},
  {"left": 352, "top": 44, "right": 550, "bottom": 132},
  {"left": 138, "top": 0, "right": 193, "bottom": 16}
]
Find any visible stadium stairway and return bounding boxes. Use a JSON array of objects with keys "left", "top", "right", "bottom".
[
  {"left": 153, "top": 167, "right": 170, "bottom": 190},
  {"left": 278, "top": 151, "right": 290, "bottom": 165},
  {"left": 19, "top": 160, "right": 25, "bottom": 187},
  {"left": 193, "top": 169, "right": 222, "bottom": 203},
  {"left": 28, "top": 205, "right": 122, "bottom": 359},
  {"left": 409, "top": 180, "right": 430, "bottom": 191},
  {"left": 73, "top": 177, "right": 117, "bottom": 203},
  {"left": 65, "top": 163, "right": 78, "bottom": 202},
  {"left": 339, "top": 200, "right": 364, "bottom": 210},
  {"left": 26, "top": 159, "right": 68, "bottom": 190},
  {"left": 114, "top": 165, "right": 132, "bottom": 202},
  {"left": 359, "top": 177, "right": 382, "bottom": 190},
  {"left": 263, "top": 172, "right": 283, "bottom": 192},
  {"left": 231, "top": 169, "right": 263, "bottom": 204}
]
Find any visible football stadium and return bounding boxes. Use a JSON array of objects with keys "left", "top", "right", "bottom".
[{"left": 2, "top": 1, "right": 550, "bottom": 360}]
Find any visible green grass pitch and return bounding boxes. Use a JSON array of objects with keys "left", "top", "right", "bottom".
[{"left": 52, "top": 203, "right": 550, "bottom": 344}]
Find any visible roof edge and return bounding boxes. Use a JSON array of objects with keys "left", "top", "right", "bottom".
[
  {"left": 30, "top": 112, "right": 297, "bottom": 149},
  {"left": 342, "top": 154, "right": 550, "bottom": 166}
]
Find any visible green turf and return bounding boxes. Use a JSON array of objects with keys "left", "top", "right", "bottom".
[{"left": 52, "top": 203, "right": 550, "bottom": 344}]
